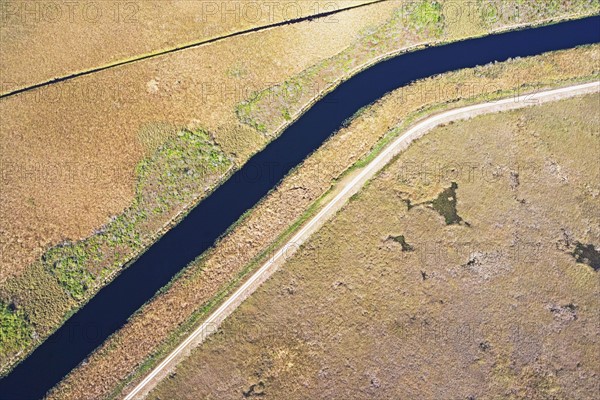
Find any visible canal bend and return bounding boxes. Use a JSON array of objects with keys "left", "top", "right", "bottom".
[{"left": 0, "top": 15, "right": 598, "bottom": 400}]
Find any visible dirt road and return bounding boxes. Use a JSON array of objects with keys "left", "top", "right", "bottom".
[{"left": 123, "top": 81, "right": 599, "bottom": 399}]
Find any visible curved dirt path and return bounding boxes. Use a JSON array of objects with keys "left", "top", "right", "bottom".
[{"left": 124, "top": 81, "right": 599, "bottom": 399}]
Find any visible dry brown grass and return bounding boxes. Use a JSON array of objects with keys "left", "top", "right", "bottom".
[
  {"left": 0, "top": 0, "right": 376, "bottom": 93},
  {"left": 0, "top": 0, "right": 398, "bottom": 282},
  {"left": 47, "top": 46, "right": 599, "bottom": 400},
  {"left": 3, "top": 1, "right": 597, "bottom": 286},
  {"left": 148, "top": 93, "right": 600, "bottom": 400},
  {"left": 0, "top": 0, "right": 400, "bottom": 376},
  {"left": 236, "top": 0, "right": 598, "bottom": 135},
  {"left": 1, "top": 0, "right": 598, "bottom": 383}
]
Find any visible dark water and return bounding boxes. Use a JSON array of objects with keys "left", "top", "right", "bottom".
[
  {"left": 1, "top": 16, "right": 598, "bottom": 400},
  {"left": 572, "top": 242, "right": 600, "bottom": 270}
]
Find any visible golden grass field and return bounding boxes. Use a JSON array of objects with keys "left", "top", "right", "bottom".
[
  {"left": 148, "top": 93, "right": 600, "bottom": 400},
  {"left": 0, "top": 0, "right": 376, "bottom": 94},
  {"left": 1, "top": 0, "right": 398, "bottom": 284},
  {"left": 0, "top": 0, "right": 598, "bottom": 383},
  {"left": 47, "top": 45, "right": 599, "bottom": 400},
  {"left": 0, "top": 0, "right": 404, "bottom": 376}
]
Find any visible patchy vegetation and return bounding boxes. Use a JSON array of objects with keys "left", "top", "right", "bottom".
[
  {"left": 0, "top": 302, "right": 31, "bottom": 365},
  {"left": 235, "top": 0, "right": 598, "bottom": 135},
  {"left": 478, "top": 0, "right": 599, "bottom": 29},
  {"left": 1, "top": 0, "right": 399, "bottom": 283},
  {"left": 386, "top": 235, "right": 415, "bottom": 252},
  {"left": 43, "top": 128, "right": 231, "bottom": 301},
  {"left": 0, "top": 262, "right": 73, "bottom": 345},
  {"left": 0, "top": 128, "right": 230, "bottom": 371},
  {"left": 404, "top": 182, "right": 469, "bottom": 225},
  {"left": 571, "top": 242, "right": 600, "bottom": 271},
  {"left": 2, "top": 0, "right": 598, "bottom": 375},
  {"left": 149, "top": 94, "right": 600, "bottom": 400},
  {"left": 428, "top": 182, "right": 465, "bottom": 225},
  {"left": 404, "top": 0, "right": 445, "bottom": 35},
  {"left": 236, "top": 0, "right": 448, "bottom": 136},
  {"left": 0, "top": 7, "right": 402, "bottom": 369},
  {"left": 48, "top": 46, "right": 599, "bottom": 400}
]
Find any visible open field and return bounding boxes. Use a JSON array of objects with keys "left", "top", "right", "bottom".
[
  {"left": 124, "top": 81, "right": 600, "bottom": 400},
  {"left": 1, "top": 0, "right": 598, "bottom": 379},
  {"left": 0, "top": 1, "right": 400, "bottom": 373},
  {"left": 148, "top": 93, "right": 600, "bottom": 400},
  {"left": 46, "top": 46, "right": 599, "bottom": 400},
  {"left": 0, "top": 0, "right": 377, "bottom": 94},
  {"left": 0, "top": 0, "right": 398, "bottom": 283}
]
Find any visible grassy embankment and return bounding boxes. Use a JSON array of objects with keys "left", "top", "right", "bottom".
[
  {"left": 236, "top": 0, "right": 598, "bottom": 134},
  {"left": 49, "top": 41, "right": 599, "bottom": 400},
  {"left": 0, "top": 129, "right": 231, "bottom": 367},
  {"left": 2, "top": 0, "right": 598, "bottom": 381},
  {"left": 0, "top": 1, "right": 401, "bottom": 374},
  {"left": 149, "top": 92, "right": 600, "bottom": 400}
]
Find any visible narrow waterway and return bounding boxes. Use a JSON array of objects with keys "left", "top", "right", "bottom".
[{"left": 0, "top": 15, "right": 598, "bottom": 400}]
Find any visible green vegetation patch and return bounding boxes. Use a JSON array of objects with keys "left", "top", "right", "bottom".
[
  {"left": 43, "top": 128, "right": 231, "bottom": 300},
  {"left": 0, "top": 261, "right": 73, "bottom": 342},
  {"left": 135, "top": 128, "right": 231, "bottom": 211},
  {"left": 0, "top": 126, "right": 232, "bottom": 376},
  {"left": 388, "top": 235, "right": 415, "bottom": 252},
  {"left": 403, "top": 1, "right": 444, "bottom": 35},
  {"left": 45, "top": 247, "right": 96, "bottom": 301},
  {"left": 1, "top": 127, "right": 231, "bottom": 315},
  {"left": 404, "top": 182, "right": 468, "bottom": 226},
  {"left": 235, "top": 2, "right": 446, "bottom": 136},
  {"left": 0, "top": 301, "right": 32, "bottom": 365},
  {"left": 428, "top": 182, "right": 466, "bottom": 225}
]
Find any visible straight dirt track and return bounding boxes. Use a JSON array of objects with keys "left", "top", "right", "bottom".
[{"left": 0, "top": 0, "right": 386, "bottom": 99}]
